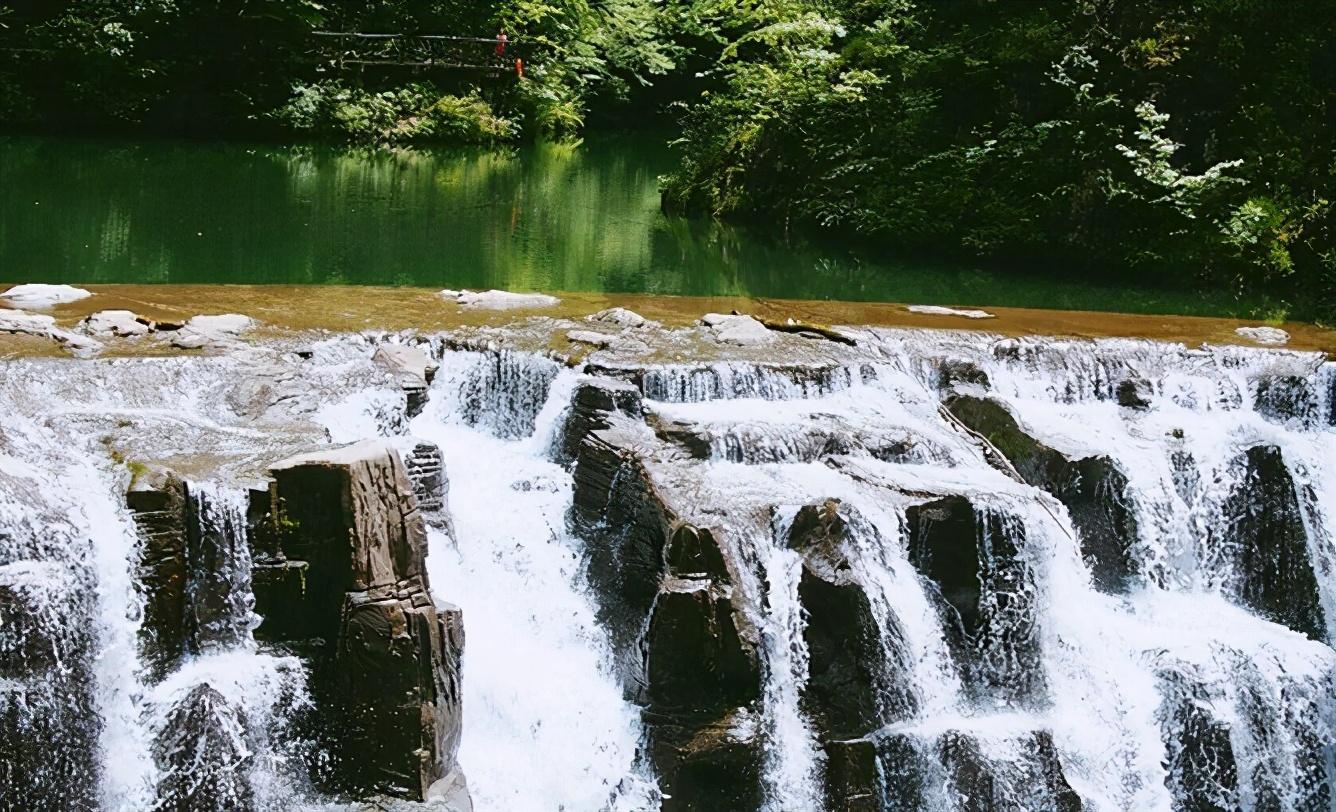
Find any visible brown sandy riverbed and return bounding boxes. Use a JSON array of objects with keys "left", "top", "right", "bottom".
[{"left": 2, "top": 284, "right": 1332, "bottom": 357}]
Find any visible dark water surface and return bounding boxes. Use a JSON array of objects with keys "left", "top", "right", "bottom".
[{"left": 0, "top": 134, "right": 1256, "bottom": 316}]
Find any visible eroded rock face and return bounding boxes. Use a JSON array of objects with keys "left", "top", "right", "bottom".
[
  {"left": 152, "top": 684, "right": 254, "bottom": 812},
  {"left": 906, "top": 496, "right": 1046, "bottom": 706},
  {"left": 1222, "top": 445, "right": 1325, "bottom": 640},
  {"left": 570, "top": 424, "right": 674, "bottom": 660},
  {"left": 253, "top": 441, "right": 467, "bottom": 802},
  {"left": 946, "top": 395, "right": 1138, "bottom": 593}
]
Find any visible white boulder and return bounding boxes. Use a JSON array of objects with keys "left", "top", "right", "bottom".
[
  {"left": 586, "top": 307, "right": 649, "bottom": 328},
  {"left": 441, "top": 289, "right": 560, "bottom": 310},
  {"left": 700, "top": 313, "right": 775, "bottom": 346},
  {"left": 906, "top": 304, "right": 996, "bottom": 319},
  {"left": 1235, "top": 326, "right": 1289, "bottom": 346},
  {"left": 82, "top": 310, "right": 150, "bottom": 337},
  {"left": 1, "top": 284, "right": 92, "bottom": 309}
]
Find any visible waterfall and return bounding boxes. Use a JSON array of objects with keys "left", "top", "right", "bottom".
[
  {"left": 409, "top": 353, "right": 658, "bottom": 811},
  {"left": 3, "top": 323, "right": 1336, "bottom": 811}
]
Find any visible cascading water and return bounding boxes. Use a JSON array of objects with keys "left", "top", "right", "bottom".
[{"left": 3, "top": 320, "right": 1335, "bottom": 811}]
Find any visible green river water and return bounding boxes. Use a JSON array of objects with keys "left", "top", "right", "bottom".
[{"left": 0, "top": 134, "right": 1259, "bottom": 316}]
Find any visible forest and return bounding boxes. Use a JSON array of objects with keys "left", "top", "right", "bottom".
[{"left": 0, "top": 0, "right": 1331, "bottom": 320}]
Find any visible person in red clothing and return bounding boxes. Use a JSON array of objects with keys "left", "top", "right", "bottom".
[{"left": 495, "top": 30, "right": 508, "bottom": 57}]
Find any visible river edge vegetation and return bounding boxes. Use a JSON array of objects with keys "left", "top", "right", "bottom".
[{"left": 0, "top": 1, "right": 1332, "bottom": 322}]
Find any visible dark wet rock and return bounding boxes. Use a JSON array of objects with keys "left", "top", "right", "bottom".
[
  {"left": 666, "top": 524, "right": 729, "bottom": 581},
  {"left": 152, "top": 684, "right": 254, "bottom": 812},
  {"left": 1222, "top": 445, "right": 1324, "bottom": 640},
  {"left": 570, "top": 424, "right": 675, "bottom": 660},
  {"left": 257, "top": 441, "right": 467, "bottom": 802},
  {"left": 938, "top": 359, "right": 991, "bottom": 391},
  {"left": 250, "top": 560, "right": 311, "bottom": 642},
  {"left": 325, "top": 592, "right": 465, "bottom": 798},
  {"left": 0, "top": 573, "right": 100, "bottom": 811},
  {"left": 127, "top": 469, "right": 191, "bottom": 676},
  {"left": 649, "top": 708, "right": 763, "bottom": 812},
  {"left": 823, "top": 739, "right": 881, "bottom": 812},
  {"left": 127, "top": 472, "right": 252, "bottom": 668},
  {"left": 645, "top": 581, "right": 759, "bottom": 713},
  {"left": 559, "top": 377, "right": 644, "bottom": 464},
  {"left": 789, "top": 501, "right": 915, "bottom": 735},
  {"left": 1253, "top": 375, "right": 1317, "bottom": 425},
  {"left": 945, "top": 395, "right": 1138, "bottom": 593},
  {"left": 878, "top": 734, "right": 930, "bottom": 812},
  {"left": 404, "top": 441, "right": 451, "bottom": 533},
  {"left": 906, "top": 496, "right": 1045, "bottom": 705},
  {"left": 939, "top": 730, "right": 1082, "bottom": 812},
  {"left": 1116, "top": 377, "right": 1153, "bottom": 409},
  {"left": 1156, "top": 670, "right": 1239, "bottom": 812},
  {"left": 647, "top": 414, "right": 713, "bottom": 460}
]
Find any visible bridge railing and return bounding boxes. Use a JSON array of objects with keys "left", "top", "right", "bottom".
[{"left": 310, "top": 31, "right": 532, "bottom": 74}]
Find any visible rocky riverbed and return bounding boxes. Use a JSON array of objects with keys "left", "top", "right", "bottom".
[{"left": 2, "top": 286, "right": 1335, "bottom": 811}]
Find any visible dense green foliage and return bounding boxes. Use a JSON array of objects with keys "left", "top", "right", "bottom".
[
  {"left": 0, "top": 1, "right": 1331, "bottom": 318},
  {"left": 661, "top": 1, "right": 1336, "bottom": 321}
]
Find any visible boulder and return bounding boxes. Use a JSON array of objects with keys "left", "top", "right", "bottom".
[
  {"left": 1116, "top": 377, "right": 1153, "bottom": 410},
  {"left": 1234, "top": 326, "right": 1288, "bottom": 345},
  {"left": 82, "top": 309, "right": 150, "bottom": 337},
  {"left": 441, "top": 289, "right": 559, "bottom": 310},
  {"left": 0, "top": 283, "right": 91, "bottom": 308},
  {"left": 374, "top": 344, "right": 437, "bottom": 418},
  {"left": 946, "top": 395, "right": 1138, "bottom": 593},
  {"left": 171, "top": 313, "right": 254, "bottom": 349},
  {"left": 906, "top": 496, "right": 1046, "bottom": 706},
  {"left": 151, "top": 684, "right": 254, "bottom": 812},
  {"left": 1252, "top": 375, "right": 1317, "bottom": 424},
  {"left": 938, "top": 359, "right": 991, "bottom": 391},
  {"left": 0, "top": 309, "right": 103, "bottom": 355},
  {"left": 587, "top": 307, "right": 650, "bottom": 328},
  {"left": 907, "top": 304, "right": 995, "bottom": 319},
  {"left": 566, "top": 329, "right": 614, "bottom": 348},
  {"left": 700, "top": 313, "right": 774, "bottom": 346},
  {"left": 1222, "top": 445, "right": 1324, "bottom": 640}
]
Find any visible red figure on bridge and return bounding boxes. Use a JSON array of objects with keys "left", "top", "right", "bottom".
[{"left": 495, "top": 30, "right": 508, "bottom": 57}]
